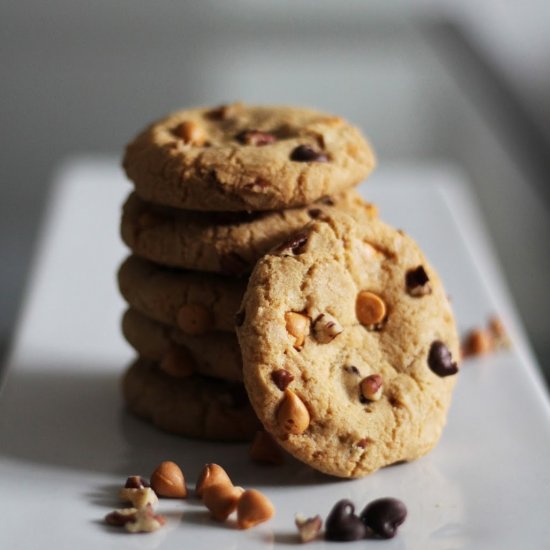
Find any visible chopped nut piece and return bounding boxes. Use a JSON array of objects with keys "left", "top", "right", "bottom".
[
  {"left": 203, "top": 483, "right": 244, "bottom": 521},
  {"left": 125, "top": 504, "right": 166, "bottom": 533},
  {"left": 177, "top": 303, "right": 213, "bottom": 335},
  {"left": 250, "top": 430, "right": 284, "bottom": 466},
  {"left": 405, "top": 266, "right": 431, "bottom": 297},
  {"left": 290, "top": 145, "right": 328, "bottom": 162},
  {"left": 237, "top": 489, "right": 275, "bottom": 529},
  {"left": 271, "top": 369, "right": 294, "bottom": 391},
  {"left": 150, "top": 461, "right": 187, "bottom": 498},
  {"left": 119, "top": 487, "right": 158, "bottom": 509},
  {"left": 356, "top": 291, "right": 387, "bottom": 328},
  {"left": 488, "top": 316, "right": 511, "bottom": 349},
  {"left": 285, "top": 312, "right": 310, "bottom": 349},
  {"left": 175, "top": 120, "right": 206, "bottom": 146},
  {"left": 360, "top": 374, "right": 383, "bottom": 402},
  {"left": 236, "top": 129, "right": 277, "bottom": 146},
  {"left": 105, "top": 507, "right": 138, "bottom": 526},
  {"left": 274, "top": 232, "right": 309, "bottom": 255},
  {"left": 295, "top": 514, "right": 323, "bottom": 543},
  {"left": 312, "top": 313, "right": 343, "bottom": 343},
  {"left": 159, "top": 346, "right": 195, "bottom": 378},
  {"left": 195, "top": 463, "right": 233, "bottom": 498},
  {"left": 276, "top": 389, "right": 310, "bottom": 435},
  {"left": 124, "top": 475, "right": 149, "bottom": 489}
]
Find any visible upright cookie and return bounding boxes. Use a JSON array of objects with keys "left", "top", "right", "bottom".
[
  {"left": 118, "top": 256, "right": 246, "bottom": 333},
  {"left": 122, "top": 359, "right": 259, "bottom": 441},
  {"left": 122, "top": 308, "right": 243, "bottom": 382},
  {"left": 123, "top": 104, "right": 376, "bottom": 212},
  {"left": 120, "top": 189, "right": 375, "bottom": 275},
  {"left": 237, "top": 211, "right": 459, "bottom": 478}
]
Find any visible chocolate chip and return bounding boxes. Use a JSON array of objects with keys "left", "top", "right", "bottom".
[
  {"left": 360, "top": 497, "right": 407, "bottom": 539},
  {"left": 271, "top": 369, "right": 294, "bottom": 391},
  {"left": 290, "top": 145, "right": 328, "bottom": 162},
  {"left": 235, "top": 310, "right": 245, "bottom": 327},
  {"left": 219, "top": 252, "right": 249, "bottom": 276},
  {"left": 356, "top": 437, "right": 371, "bottom": 448},
  {"left": 406, "top": 266, "right": 431, "bottom": 297},
  {"left": 124, "top": 476, "right": 150, "bottom": 489},
  {"left": 307, "top": 208, "right": 322, "bottom": 219},
  {"left": 325, "top": 500, "right": 367, "bottom": 542},
  {"left": 344, "top": 365, "right": 360, "bottom": 376},
  {"left": 274, "top": 231, "right": 308, "bottom": 255},
  {"left": 236, "top": 129, "right": 277, "bottom": 146},
  {"left": 428, "top": 340, "right": 458, "bottom": 377},
  {"left": 319, "top": 196, "right": 335, "bottom": 206}
]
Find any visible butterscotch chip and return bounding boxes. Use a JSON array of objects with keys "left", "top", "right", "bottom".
[
  {"left": 175, "top": 120, "right": 206, "bottom": 146},
  {"left": 356, "top": 291, "right": 386, "bottom": 327},
  {"left": 462, "top": 328, "right": 494, "bottom": 357},
  {"left": 196, "top": 463, "right": 233, "bottom": 498},
  {"left": 236, "top": 489, "right": 275, "bottom": 529},
  {"left": 276, "top": 389, "right": 310, "bottom": 435},
  {"left": 150, "top": 461, "right": 188, "bottom": 498},
  {"left": 237, "top": 210, "right": 459, "bottom": 478},
  {"left": 202, "top": 483, "right": 244, "bottom": 521},
  {"left": 177, "top": 303, "right": 213, "bottom": 335}
]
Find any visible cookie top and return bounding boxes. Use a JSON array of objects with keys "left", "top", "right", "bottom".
[
  {"left": 122, "top": 308, "right": 243, "bottom": 382},
  {"left": 237, "top": 211, "right": 460, "bottom": 478},
  {"left": 118, "top": 256, "right": 246, "bottom": 333},
  {"left": 122, "top": 359, "right": 259, "bottom": 441},
  {"left": 123, "top": 104, "right": 376, "bottom": 212},
  {"left": 120, "top": 189, "right": 375, "bottom": 276}
]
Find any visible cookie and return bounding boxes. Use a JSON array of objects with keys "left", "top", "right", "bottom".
[
  {"left": 118, "top": 256, "right": 245, "bottom": 333},
  {"left": 120, "top": 189, "right": 376, "bottom": 275},
  {"left": 237, "top": 211, "right": 460, "bottom": 478},
  {"left": 122, "top": 358, "right": 259, "bottom": 441},
  {"left": 122, "top": 308, "right": 242, "bottom": 382},
  {"left": 123, "top": 103, "right": 376, "bottom": 212}
]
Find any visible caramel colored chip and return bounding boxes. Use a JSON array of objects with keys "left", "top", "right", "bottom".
[
  {"left": 237, "top": 489, "right": 275, "bottom": 529},
  {"left": 276, "top": 389, "right": 310, "bottom": 435},
  {"left": 177, "top": 303, "right": 213, "bottom": 335},
  {"left": 176, "top": 120, "right": 206, "bottom": 145},
  {"left": 195, "top": 463, "right": 233, "bottom": 498},
  {"left": 356, "top": 291, "right": 386, "bottom": 327},
  {"left": 203, "top": 483, "right": 244, "bottom": 521},
  {"left": 150, "top": 461, "right": 188, "bottom": 498}
]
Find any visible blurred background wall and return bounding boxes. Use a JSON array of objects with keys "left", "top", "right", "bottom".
[{"left": 1, "top": 1, "right": 549, "bottom": 380}]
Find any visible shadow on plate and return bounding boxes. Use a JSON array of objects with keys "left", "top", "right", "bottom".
[{"left": 0, "top": 366, "right": 340, "bottom": 487}]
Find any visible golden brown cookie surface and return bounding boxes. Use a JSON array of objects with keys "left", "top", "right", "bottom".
[
  {"left": 122, "top": 359, "right": 259, "bottom": 441},
  {"left": 237, "top": 211, "right": 460, "bottom": 478},
  {"left": 120, "top": 188, "right": 374, "bottom": 275},
  {"left": 123, "top": 104, "right": 376, "bottom": 212}
]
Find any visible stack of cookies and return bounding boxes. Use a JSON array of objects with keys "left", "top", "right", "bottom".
[{"left": 118, "top": 103, "right": 377, "bottom": 444}]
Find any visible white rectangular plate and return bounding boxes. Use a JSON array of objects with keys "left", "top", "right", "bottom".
[{"left": 1, "top": 158, "right": 549, "bottom": 549}]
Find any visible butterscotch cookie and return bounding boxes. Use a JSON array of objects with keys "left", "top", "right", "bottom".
[
  {"left": 237, "top": 211, "right": 460, "bottom": 478},
  {"left": 122, "top": 358, "right": 259, "bottom": 441},
  {"left": 120, "top": 189, "right": 375, "bottom": 275},
  {"left": 123, "top": 104, "right": 376, "bottom": 212},
  {"left": 122, "top": 308, "right": 242, "bottom": 382},
  {"left": 118, "top": 256, "right": 245, "bottom": 333}
]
